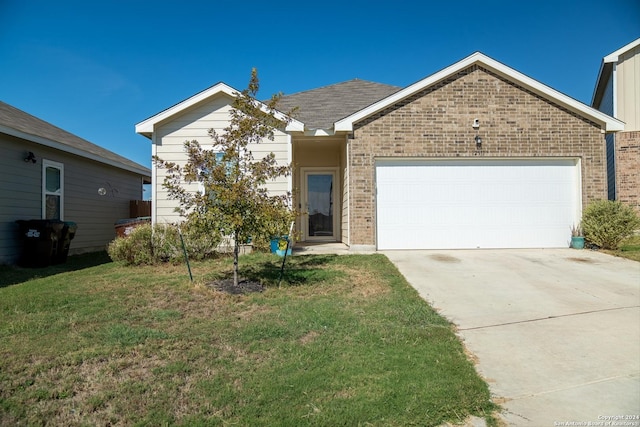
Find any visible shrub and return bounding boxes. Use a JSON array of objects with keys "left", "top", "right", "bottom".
[
  {"left": 108, "top": 221, "right": 223, "bottom": 265},
  {"left": 178, "top": 219, "right": 222, "bottom": 261},
  {"left": 151, "top": 224, "right": 183, "bottom": 263},
  {"left": 108, "top": 224, "right": 154, "bottom": 265},
  {"left": 582, "top": 200, "right": 640, "bottom": 250}
]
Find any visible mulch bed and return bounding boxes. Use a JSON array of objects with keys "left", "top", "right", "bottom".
[{"left": 208, "top": 278, "right": 264, "bottom": 295}]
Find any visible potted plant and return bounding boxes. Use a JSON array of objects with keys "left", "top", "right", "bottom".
[
  {"left": 264, "top": 204, "right": 296, "bottom": 256},
  {"left": 570, "top": 223, "right": 585, "bottom": 249}
]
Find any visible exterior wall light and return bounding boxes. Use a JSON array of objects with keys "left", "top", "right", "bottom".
[
  {"left": 475, "top": 135, "right": 482, "bottom": 148},
  {"left": 24, "top": 151, "right": 36, "bottom": 163}
]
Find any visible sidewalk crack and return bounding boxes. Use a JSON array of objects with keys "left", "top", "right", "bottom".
[{"left": 459, "top": 305, "right": 640, "bottom": 331}]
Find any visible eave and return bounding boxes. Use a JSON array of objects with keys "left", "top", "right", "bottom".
[
  {"left": 591, "top": 37, "right": 640, "bottom": 108},
  {"left": 135, "top": 82, "right": 304, "bottom": 139}
]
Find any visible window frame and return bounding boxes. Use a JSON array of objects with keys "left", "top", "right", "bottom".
[
  {"left": 198, "top": 151, "right": 234, "bottom": 195},
  {"left": 42, "top": 159, "right": 64, "bottom": 220}
]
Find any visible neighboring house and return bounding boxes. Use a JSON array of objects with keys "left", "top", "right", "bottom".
[
  {"left": 137, "top": 52, "right": 622, "bottom": 251},
  {"left": 592, "top": 38, "right": 640, "bottom": 213},
  {"left": 0, "top": 101, "right": 151, "bottom": 264}
]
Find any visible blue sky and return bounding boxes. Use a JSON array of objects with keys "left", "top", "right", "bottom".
[{"left": 1, "top": 0, "right": 638, "bottom": 174}]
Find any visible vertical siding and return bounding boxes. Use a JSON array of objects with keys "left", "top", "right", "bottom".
[
  {"left": 605, "top": 133, "right": 616, "bottom": 200},
  {"left": 0, "top": 135, "right": 145, "bottom": 264},
  {"left": 597, "top": 71, "right": 615, "bottom": 117},
  {"left": 594, "top": 69, "right": 616, "bottom": 200},
  {"left": 153, "top": 94, "right": 290, "bottom": 224},
  {"left": 617, "top": 45, "right": 640, "bottom": 131}
]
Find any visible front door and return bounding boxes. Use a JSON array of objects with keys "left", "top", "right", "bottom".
[{"left": 302, "top": 169, "right": 338, "bottom": 241}]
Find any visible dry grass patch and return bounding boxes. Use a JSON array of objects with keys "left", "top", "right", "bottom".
[
  {"left": 339, "top": 265, "right": 391, "bottom": 299},
  {"left": 298, "top": 330, "right": 320, "bottom": 345},
  {"left": 0, "top": 252, "right": 499, "bottom": 426}
]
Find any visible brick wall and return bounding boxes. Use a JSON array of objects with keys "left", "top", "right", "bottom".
[
  {"left": 349, "top": 65, "right": 607, "bottom": 246},
  {"left": 616, "top": 131, "right": 640, "bottom": 214}
]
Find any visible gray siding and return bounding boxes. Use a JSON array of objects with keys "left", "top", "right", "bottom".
[
  {"left": 596, "top": 71, "right": 616, "bottom": 200},
  {"left": 605, "top": 133, "right": 616, "bottom": 200},
  {"left": 1, "top": 134, "right": 144, "bottom": 264},
  {"left": 598, "top": 72, "right": 615, "bottom": 117},
  {"left": 0, "top": 136, "right": 41, "bottom": 263}
]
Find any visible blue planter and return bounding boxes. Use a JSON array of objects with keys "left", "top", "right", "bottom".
[
  {"left": 571, "top": 236, "right": 585, "bottom": 249},
  {"left": 270, "top": 236, "right": 292, "bottom": 257}
]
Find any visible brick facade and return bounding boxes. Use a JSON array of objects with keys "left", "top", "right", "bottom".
[
  {"left": 615, "top": 131, "right": 640, "bottom": 214},
  {"left": 349, "top": 66, "right": 608, "bottom": 246}
]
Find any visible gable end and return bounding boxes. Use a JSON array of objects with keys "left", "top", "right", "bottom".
[{"left": 354, "top": 65, "right": 601, "bottom": 132}]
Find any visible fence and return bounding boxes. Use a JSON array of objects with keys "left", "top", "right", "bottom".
[{"left": 129, "top": 200, "right": 151, "bottom": 218}]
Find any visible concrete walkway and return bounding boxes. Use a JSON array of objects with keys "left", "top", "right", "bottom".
[{"left": 383, "top": 249, "right": 640, "bottom": 426}]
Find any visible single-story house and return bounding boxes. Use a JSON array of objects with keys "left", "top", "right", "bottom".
[
  {"left": 136, "top": 52, "right": 622, "bottom": 251},
  {"left": 0, "top": 101, "right": 151, "bottom": 264},
  {"left": 591, "top": 37, "right": 640, "bottom": 213}
]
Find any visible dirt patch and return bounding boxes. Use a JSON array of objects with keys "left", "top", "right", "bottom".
[
  {"left": 566, "top": 257, "right": 595, "bottom": 264},
  {"left": 208, "top": 279, "right": 264, "bottom": 294},
  {"left": 299, "top": 330, "right": 320, "bottom": 345},
  {"left": 430, "top": 254, "right": 461, "bottom": 263}
]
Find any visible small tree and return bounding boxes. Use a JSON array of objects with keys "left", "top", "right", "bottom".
[{"left": 154, "top": 69, "right": 296, "bottom": 286}]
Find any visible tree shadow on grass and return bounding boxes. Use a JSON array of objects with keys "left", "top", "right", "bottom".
[
  {"left": 243, "top": 254, "right": 346, "bottom": 287},
  {"left": 0, "top": 251, "right": 113, "bottom": 289}
]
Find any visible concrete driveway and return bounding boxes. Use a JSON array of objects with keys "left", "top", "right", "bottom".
[{"left": 383, "top": 249, "right": 640, "bottom": 426}]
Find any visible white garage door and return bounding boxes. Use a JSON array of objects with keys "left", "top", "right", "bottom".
[{"left": 376, "top": 159, "right": 581, "bottom": 250}]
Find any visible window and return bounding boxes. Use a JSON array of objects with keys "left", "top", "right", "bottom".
[
  {"left": 42, "top": 159, "right": 64, "bottom": 220},
  {"left": 198, "top": 152, "right": 233, "bottom": 195}
]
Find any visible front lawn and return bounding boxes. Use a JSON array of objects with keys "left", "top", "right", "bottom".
[
  {"left": 0, "top": 252, "right": 498, "bottom": 426},
  {"left": 600, "top": 234, "right": 640, "bottom": 262}
]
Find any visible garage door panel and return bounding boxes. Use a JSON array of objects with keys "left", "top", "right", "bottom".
[{"left": 376, "top": 159, "right": 580, "bottom": 249}]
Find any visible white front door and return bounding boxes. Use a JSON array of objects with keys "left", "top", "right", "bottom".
[{"left": 302, "top": 168, "right": 338, "bottom": 241}]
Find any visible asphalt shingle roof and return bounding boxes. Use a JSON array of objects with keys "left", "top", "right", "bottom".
[
  {"left": 276, "top": 79, "right": 401, "bottom": 130},
  {"left": 0, "top": 101, "right": 150, "bottom": 176}
]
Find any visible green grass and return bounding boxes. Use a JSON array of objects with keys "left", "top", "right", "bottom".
[
  {"left": 601, "top": 234, "right": 640, "bottom": 262},
  {"left": 0, "top": 252, "right": 499, "bottom": 426}
]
